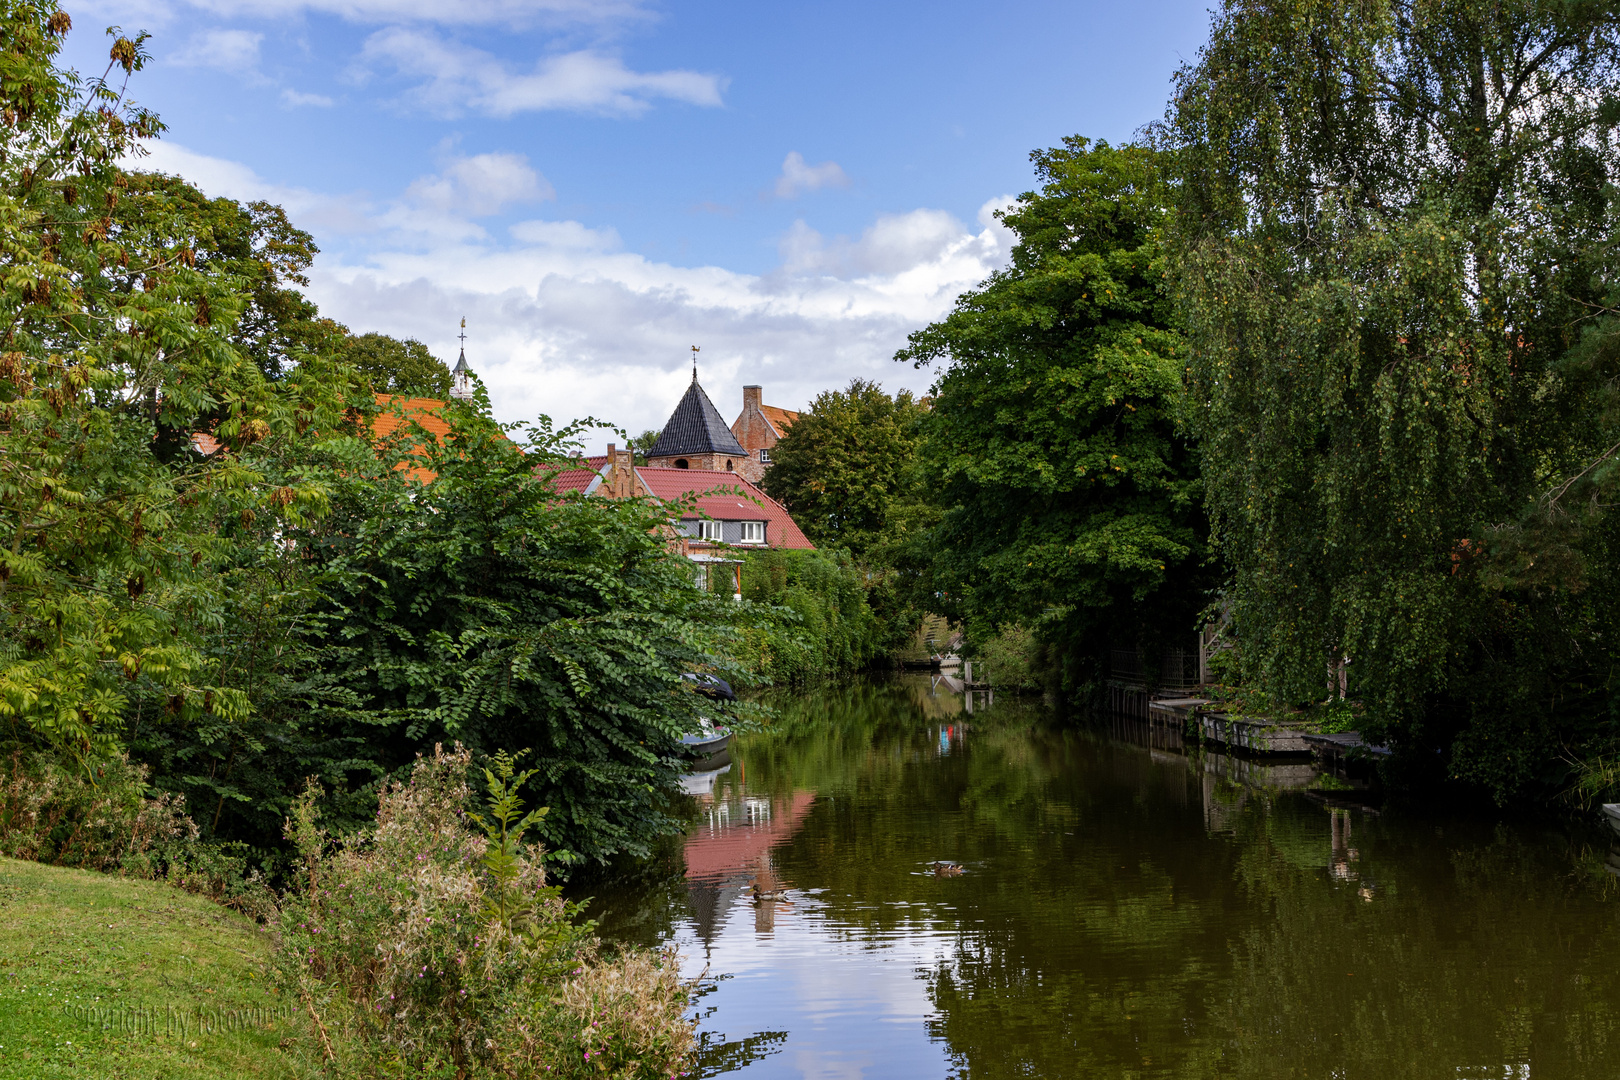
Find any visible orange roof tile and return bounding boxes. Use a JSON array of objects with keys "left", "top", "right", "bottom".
[{"left": 759, "top": 404, "right": 799, "bottom": 436}]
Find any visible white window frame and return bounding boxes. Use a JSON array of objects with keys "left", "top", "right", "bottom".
[
  {"left": 695, "top": 519, "right": 721, "bottom": 542},
  {"left": 739, "top": 521, "right": 765, "bottom": 545},
  {"left": 758, "top": 448, "right": 772, "bottom": 463}
]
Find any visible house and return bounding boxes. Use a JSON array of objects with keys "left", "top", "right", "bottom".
[
  {"left": 730, "top": 385, "right": 798, "bottom": 474},
  {"left": 549, "top": 445, "right": 813, "bottom": 554}
]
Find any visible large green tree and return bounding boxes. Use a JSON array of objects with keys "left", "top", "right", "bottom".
[
  {"left": 344, "top": 332, "right": 452, "bottom": 398},
  {"left": 761, "top": 379, "right": 925, "bottom": 557},
  {"left": 0, "top": 3, "right": 361, "bottom": 754},
  {"left": 1165, "top": 0, "right": 1620, "bottom": 797},
  {"left": 896, "top": 139, "right": 1207, "bottom": 688}
]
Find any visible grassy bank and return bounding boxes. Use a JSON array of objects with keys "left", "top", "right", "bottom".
[{"left": 0, "top": 857, "right": 318, "bottom": 1080}]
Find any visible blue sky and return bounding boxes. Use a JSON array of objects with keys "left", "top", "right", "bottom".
[{"left": 65, "top": 0, "right": 1213, "bottom": 445}]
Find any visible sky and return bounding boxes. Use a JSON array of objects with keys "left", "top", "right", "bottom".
[{"left": 62, "top": 0, "right": 1215, "bottom": 448}]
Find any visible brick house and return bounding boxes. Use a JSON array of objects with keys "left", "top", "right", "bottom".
[
  {"left": 550, "top": 446, "right": 813, "bottom": 554},
  {"left": 730, "top": 385, "right": 799, "bottom": 474}
]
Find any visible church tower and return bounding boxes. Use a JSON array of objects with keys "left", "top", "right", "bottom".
[
  {"left": 450, "top": 318, "right": 475, "bottom": 402},
  {"left": 645, "top": 354, "right": 756, "bottom": 480}
]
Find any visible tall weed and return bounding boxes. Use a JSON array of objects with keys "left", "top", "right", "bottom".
[{"left": 275, "top": 744, "right": 692, "bottom": 1078}]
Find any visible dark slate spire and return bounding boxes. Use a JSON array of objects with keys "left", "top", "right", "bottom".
[{"left": 648, "top": 373, "right": 748, "bottom": 458}]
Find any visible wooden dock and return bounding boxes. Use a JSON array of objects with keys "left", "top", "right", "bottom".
[
  {"left": 1301, "top": 731, "right": 1392, "bottom": 759},
  {"left": 1197, "top": 713, "right": 1312, "bottom": 753}
]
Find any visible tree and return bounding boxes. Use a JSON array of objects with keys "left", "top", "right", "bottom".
[
  {"left": 114, "top": 173, "right": 347, "bottom": 382},
  {"left": 761, "top": 379, "right": 925, "bottom": 557},
  {"left": 0, "top": 3, "right": 360, "bottom": 755},
  {"left": 896, "top": 139, "right": 1207, "bottom": 688},
  {"left": 630, "top": 428, "right": 660, "bottom": 465},
  {"left": 1164, "top": 0, "right": 1620, "bottom": 796},
  {"left": 344, "top": 332, "right": 452, "bottom": 398}
]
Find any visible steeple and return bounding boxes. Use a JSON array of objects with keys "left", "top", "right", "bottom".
[
  {"left": 450, "top": 317, "right": 474, "bottom": 402},
  {"left": 647, "top": 368, "right": 748, "bottom": 462}
]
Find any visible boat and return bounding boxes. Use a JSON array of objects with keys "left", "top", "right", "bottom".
[
  {"left": 681, "top": 720, "right": 733, "bottom": 757},
  {"left": 1603, "top": 803, "right": 1620, "bottom": 838},
  {"left": 680, "top": 672, "right": 736, "bottom": 756}
]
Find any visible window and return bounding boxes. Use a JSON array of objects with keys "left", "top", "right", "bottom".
[
  {"left": 674, "top": 459, "right": 689, "bottom": 469},
  {"left": 695, "top": 519, "right": 721, "bottom": 542},
  {"left": 725, "top": 460, "right": 733, "bottom": 471},
  {"left": 758, "top": 448, "right": 771, "bottom": 464},
  {"left": 739, "top": 521, "right": 765, "bottom": 544}
]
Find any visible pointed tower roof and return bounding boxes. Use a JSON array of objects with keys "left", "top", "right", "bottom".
[
  {"left": 453, "top": 348, "right": 471, "bottom": 375},
  {"left": 649, "top": 374, "right": 748, "bottom": 458}
]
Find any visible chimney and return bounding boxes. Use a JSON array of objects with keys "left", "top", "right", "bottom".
[{"left": 743, "top": 385, "right": 763, "bottom": 413}]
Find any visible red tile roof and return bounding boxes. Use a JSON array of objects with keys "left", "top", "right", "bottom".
[{"left": 634, "top": 466, "right": 813, "bottom": 549}]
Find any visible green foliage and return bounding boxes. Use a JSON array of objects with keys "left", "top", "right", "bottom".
[
  {"left": 972, "top": 624, "right": 1045, "bottom": 691},
  {"left": 733, "top": 548, "right": 886, "bottom": 683},
  {"left": 1164, "top": 0, "right": 1620, "bottom": 798},
  {"left": 344, "top": 332, "right": 453, "bottom": 398},
  {"left": 0, "top": 5, "right": 365, "bottom": 756},
  {"left": 115, "top": 172, "right": 347, "bottom": 382},
  {"left": 761, "top": 379, "right": 925, "bottom": 557},
  {"left": 897, "top": 139, "right": 1208, "bottom": 692},
  {"left": 300, "top": 402, "right": 755, "bottom": 866},
  {"left": 275, "top": 745, "right": 693, "bottom": 1079},
  {"left": 629, "top": 428, "right": 660, "bottom": 465}
]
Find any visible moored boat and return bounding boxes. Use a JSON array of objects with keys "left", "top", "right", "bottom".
[
  {"left": 682, "top": 726, "right": 733, "bottom": 757},
  {"left": 1603, "top": 803, "right": 1620, "bottom": 838}
]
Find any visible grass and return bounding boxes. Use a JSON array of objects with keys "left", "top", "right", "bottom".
[{"left": 0, "top": 856, "right": 320, "bottom": 1079}]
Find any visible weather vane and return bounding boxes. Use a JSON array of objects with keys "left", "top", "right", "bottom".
[
  {"left": 691, "top": 344, "right": 700, "bottom": 379},
  {"left": 459, "top": 317, "right": 468, "bottom": 347}
]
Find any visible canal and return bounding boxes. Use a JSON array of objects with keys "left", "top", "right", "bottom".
[{"left": 582, "top": 676, "right": 1620, "bottom": 1079}]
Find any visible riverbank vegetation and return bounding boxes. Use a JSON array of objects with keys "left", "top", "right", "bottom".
[{"left": 756, "top": 0, "right": 1620, "bottom": 809}]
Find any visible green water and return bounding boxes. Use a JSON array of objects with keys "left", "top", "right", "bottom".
[{"left": 584, "top": 676, "right": 1620, "bottom": 1079}]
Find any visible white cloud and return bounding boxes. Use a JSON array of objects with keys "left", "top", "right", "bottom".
[
  {"left": 120, "top": 143, "right": 1012, "bottom": 441},
  {"left": 778, "top": 208, "right": 992, "bottom": 277},
  {"left": 403, "top": 152, "right": 554, "bottom": 217},
  {"left": 281, "top": 88, "right": 335, "bottom": 107},
  {"left": 356, "top": 29, "right": 725, "bottom": 117},
  {"left": 128, "top": 140, "right": 375, "bottom": 235},
  {"left": 168, "top": 28, "right": 263, "bottom": 71},
  {"left": 773, "top": 152, "right": 849, "bottom": 199}
]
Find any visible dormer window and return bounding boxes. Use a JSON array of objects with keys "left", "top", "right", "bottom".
[
  {"left": 739, "top": 521, "right": 765, "bottom": 544},
  {"left": 695, "top": 519, "right": 721, "bottom": 542}
]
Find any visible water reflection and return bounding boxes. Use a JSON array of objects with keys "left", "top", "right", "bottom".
[{"left": 583, "top": 677, "right": 1620, "bottom": 1079}]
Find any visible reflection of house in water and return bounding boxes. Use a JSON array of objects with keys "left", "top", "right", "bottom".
[{"left": 682, "top": 778, "right": 816, "bottom": 950}]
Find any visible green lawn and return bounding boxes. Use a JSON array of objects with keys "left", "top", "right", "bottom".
[{"left": 0, "top": 857, "right": 316, "bottom": 1079}]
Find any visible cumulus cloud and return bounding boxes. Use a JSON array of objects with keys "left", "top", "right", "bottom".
[
  {"left": 778, "top": 207, "right": 995, "bottom": 278},
  {"left": 129, "top": 141, "right": 375, "bottom": 235},
  {"left": 281, "top": 88, "right": 335, "bottom": 107},
  {"left": 772, "top": 152, "right": 849, "bottom": 199},
  {"left": 403, "top": 152, "right": 554, "bottom": 217},
  {"left": 168, "top": 28, "right": 263, "bottom": 71},
  {"left": 356, "top": 29, "right": 725, "bottom": 117},
  {"left": 121, "top": 144, "right": 1014, "bottom": 440}
]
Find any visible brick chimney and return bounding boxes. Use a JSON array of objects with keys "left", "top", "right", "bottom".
[
  {"left": 601, "top": 444, "right": 638, "bottom": 499},
  {"left": 743, "top": 385, "right": 763, "bottom": 413}
]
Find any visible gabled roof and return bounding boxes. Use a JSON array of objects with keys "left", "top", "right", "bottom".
[
  {"left": 635, "top": 466, "right": 813, "bottom": 548},
  {"left": 648, "top": 376, "right": 747, "bottom": 458},
  {"left": 760, "top": 404, "right": 799, "bottom": 436}
]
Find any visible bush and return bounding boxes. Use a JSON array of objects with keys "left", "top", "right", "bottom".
[
  {"left": 733, "top": 549, "right": 886, "bottom": 683},
  {"left": 0, "top": 745, "right": 277, "bottom": 916},
  {"left": 274, "top": 744, "right": 692, "bottom": 1079},
  {"left": 972, "top": 625, "right": 1045, "bottom": 691}
]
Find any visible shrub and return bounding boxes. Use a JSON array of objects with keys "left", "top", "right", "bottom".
[
  {"left": 734, "top": 548, "right": 886, "bottom": 683},
  {"left": 274, "top": 744, "right": 692, "bottom": 1079}
]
